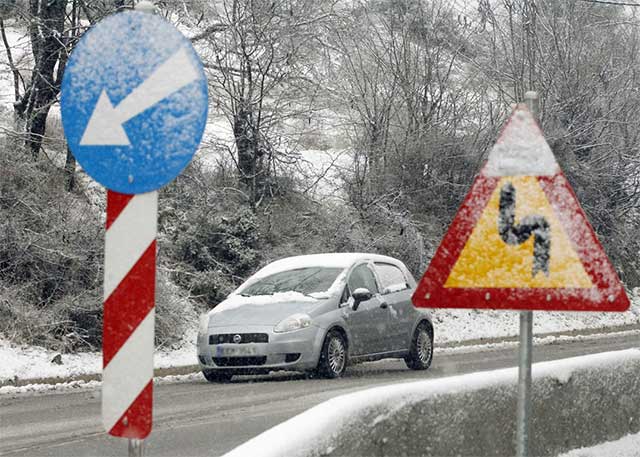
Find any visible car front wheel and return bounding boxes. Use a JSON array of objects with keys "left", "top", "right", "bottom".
[
  {"left": 202, "top": 369, "right": 233, "bottom": 383},
  {"left": 316, "top": 330, "right": 347, "bottom": 378},
  {"left": 405, "top": 322, "right": 433, "bottom": 370}
]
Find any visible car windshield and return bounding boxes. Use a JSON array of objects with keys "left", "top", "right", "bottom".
[{"left": 239, "top": 267, "right": 343, "bottom": 297}]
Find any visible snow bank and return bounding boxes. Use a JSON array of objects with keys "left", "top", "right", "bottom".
[
  {"left": 0, "top": 340, "right": 101, "bottom": 383},
  {"left": 225, "top": 349, "right": 640, "bottom": 457},
  {"left": 0, "top": 334, "right": 198, "bottom": 385},
  {"left": 559, "top": 432, "right": 640, "bottom": 457},
  {"left": 432, "top": 287, "right": 640, "bottom": 343},
  {"left": 0, "top": 372, "right": 204, "bottom": 396}
]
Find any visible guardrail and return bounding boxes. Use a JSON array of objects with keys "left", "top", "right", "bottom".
[{"left": 225, "top": 349, "right": 640, "bottom": 457}]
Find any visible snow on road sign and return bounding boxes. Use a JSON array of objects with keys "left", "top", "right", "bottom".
[
  {"left": 413, "top": 105, "right": 630, "bottom": 312},
  {"left": 60, "top": 10, "right": 208, "bottom": 440},
  {"left": 61, "top": 11, "right": 208, "bottom": 194}
]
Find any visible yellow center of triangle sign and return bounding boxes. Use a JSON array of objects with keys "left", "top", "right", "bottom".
[{"left": 445, "top": 176, "right": 592, "bottom": 289}]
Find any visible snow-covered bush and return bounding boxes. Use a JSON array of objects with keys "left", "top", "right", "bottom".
[
  {"left": 159, "top": 160, "right": 262, "bottom": 308},
  {"left": 0, "top": 139, "right": 102, "bottom": 350},
  {"left": 0, "top": 142, "right": 198, "bottom": 350}
]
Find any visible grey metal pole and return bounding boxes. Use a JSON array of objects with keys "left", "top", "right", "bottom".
[
  {"left": 524, "top": 91, "right": 540, "bottom": 120},
  {"left": 516, "top": 90, "right": 539, "bottom": 457},
  {"left": 516, "top": 310, "right": 533, "bottom": 457},
  {"left": 128, "top": 438, "right": 144, "bottom": 457}
]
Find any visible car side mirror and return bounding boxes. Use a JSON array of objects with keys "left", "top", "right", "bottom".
[{"left": 352, "top": 287, "right": 372, "bottom": 311}]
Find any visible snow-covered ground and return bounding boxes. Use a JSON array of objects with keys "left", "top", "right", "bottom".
[
  {"left": 0, "top": 322, "right": 198, "bottom": 386},
  {"left": 433, "top": 288, "right": 640, "bottom": 343}
]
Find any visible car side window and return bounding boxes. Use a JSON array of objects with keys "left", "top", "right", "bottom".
[
  {"left": 374, "top": 263, "right": 408, "bottom": 294},
  {"left": 347, "top": 264, "right": 379, "bottom": 295}
]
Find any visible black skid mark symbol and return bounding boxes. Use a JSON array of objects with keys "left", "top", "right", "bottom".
[{"left": 498, "top": 182, "right": 551, "bottom": 277}]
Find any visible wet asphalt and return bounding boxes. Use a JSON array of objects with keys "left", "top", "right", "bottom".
[{"left": 0, "top": 332, "right": 638, "bottom": 457}]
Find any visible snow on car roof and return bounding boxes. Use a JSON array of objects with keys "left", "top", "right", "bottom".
[
  {"left": 230, "top": 253, "right": 410, "bottom": 301},
  {"left": 251, "top": 253, "right": 403, "bottom": 278}
]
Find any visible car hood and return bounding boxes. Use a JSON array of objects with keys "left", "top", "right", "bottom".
[{"left": 207, "top": 292, "right": 327, "bottom": 326}]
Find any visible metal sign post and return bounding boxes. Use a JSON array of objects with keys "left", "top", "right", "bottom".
[
  {"left": 516, "top": 91, "right": 539, "bottom": 457},
  {"left": 516, "top": 309, "right": 533, "bottom": 457},
  {"left": 128, "top": 438, "right": 144, "bottom": 457}
]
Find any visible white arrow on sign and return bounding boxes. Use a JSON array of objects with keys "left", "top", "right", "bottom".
[{"left": 80, "top": 47, "right": 200, "bottom": 146}]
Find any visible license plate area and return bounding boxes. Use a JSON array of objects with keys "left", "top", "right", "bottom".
[{"left": 215, "top": 345, "right": 258, "bottom": 357}]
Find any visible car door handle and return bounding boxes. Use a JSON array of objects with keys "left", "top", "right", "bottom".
[{"left": 380, "top": 302, "right": 388, "bottom": 309}]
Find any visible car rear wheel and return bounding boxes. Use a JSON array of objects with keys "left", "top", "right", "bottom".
[
  {"left": 202, "top": 369, "right": 233, "bottom": 383},
  {"left": 316, "top": 330, "right": 347, "bottom": 378},
  {"left": 405, "top": 321, "right": 433, "bottom": 370}
]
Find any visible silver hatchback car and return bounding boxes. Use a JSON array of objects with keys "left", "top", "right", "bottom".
[{"left": 196, "top": 253, "right": 434, "bottom": 382}]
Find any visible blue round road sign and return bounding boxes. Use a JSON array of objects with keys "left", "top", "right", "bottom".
[{"left": 61, "top": 11, "right": 208, "bottom": 194}]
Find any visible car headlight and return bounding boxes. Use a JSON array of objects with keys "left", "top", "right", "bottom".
[
  {"left": 198, "top": 313, "right": 210, "bottom": 335},
  {"left": 274, "top": 313, "right": 312, "bottom": 333}
]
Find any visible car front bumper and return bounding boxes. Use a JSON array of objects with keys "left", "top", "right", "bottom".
[{"left": 197, "top": 324, "right": 324, "bottom": 374}]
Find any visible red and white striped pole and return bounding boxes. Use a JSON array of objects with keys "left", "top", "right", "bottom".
[
  {"left": 103, "top": 190, "right": 157, "bottom": 443},
  {"left": 60, "top": 2, "right": 208, "bottom": 454}
]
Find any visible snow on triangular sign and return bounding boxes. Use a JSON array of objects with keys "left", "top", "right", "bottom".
[{"left": 412, "top": 104, "right": 630, "bottom": 311}]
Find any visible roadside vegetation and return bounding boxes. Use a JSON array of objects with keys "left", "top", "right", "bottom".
[{"left": 1, "top": 0, "right": 639, "bottom": 351}]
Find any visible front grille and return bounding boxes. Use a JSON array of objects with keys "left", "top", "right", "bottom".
[
  {"left": 213, "top": 356, "right": 267, "bottom": 367},
  {"left": 209, "top": 333, "right": 269, "bottom": 344}
]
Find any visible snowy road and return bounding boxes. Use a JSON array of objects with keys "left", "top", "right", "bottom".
[{"left": 1, "top": 332, "right": 638, "bottom": 457}]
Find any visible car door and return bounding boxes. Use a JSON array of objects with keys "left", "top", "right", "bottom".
[
  {"left": 373, "top": 262, "right": 414, "bottom": 352},
  {"left": 343, "top": 262, "right": 389, "bottom": 355}
]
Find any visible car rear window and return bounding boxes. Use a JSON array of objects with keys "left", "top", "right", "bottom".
[{"left": 239, "top": 267, "right": 343, "bottom": 297}]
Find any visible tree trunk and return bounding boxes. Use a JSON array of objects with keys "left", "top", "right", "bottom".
[
  {"left": 64, "top": 145, "right": 76, "bottom": 191},
  {"left": 24, "top": 0, "right": 66, "bottom": 159},
  {"left": 234, "top": 107, "right": 257, "bottom": 206}
]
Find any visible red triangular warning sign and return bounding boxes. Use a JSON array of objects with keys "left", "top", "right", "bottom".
[{"left": 412, "top": 105, "right": 630, "bottom": 311}]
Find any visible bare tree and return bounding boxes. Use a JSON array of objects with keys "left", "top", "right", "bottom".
[
  {"left": 471, "top": 0, "right": 640, "bottom": 286},
  {"left": 5, "top": 0, "right": 122, "bottom": 189},
  {"left": 329, "top": 1, "right": 485, "bottom": 223},
  {"left": 189, "top": 0, "right": 335, "bottom": 209},
  {"left": 13, "top": 0, "right": 66, "bottom": 160}
]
